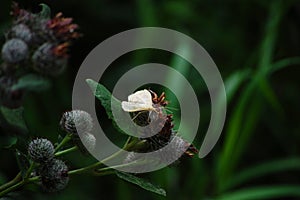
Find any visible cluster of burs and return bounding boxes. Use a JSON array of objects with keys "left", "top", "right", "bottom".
[
  {"left": 0, "top": 3, "right": 79, "bottom": 108},
  {"left": 28, "top": 138, "right": 69, "bottom": 192},
  {"left": 28, "top": 110, "right": 94, "bottom": 192}
]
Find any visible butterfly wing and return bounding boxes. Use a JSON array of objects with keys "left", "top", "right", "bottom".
[
  {"left": 122, "top": 90, "right": 154, "bottom": 112},
  {"left": 121, "top": 101, "right": 153, "bottom": 112},
  {"left": 128, "top": 90, "right": 152, "bottom": 106}
]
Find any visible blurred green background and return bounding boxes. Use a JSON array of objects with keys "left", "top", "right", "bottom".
[{"left": 1, "top": 0, "right": 300, "bottom": 199}]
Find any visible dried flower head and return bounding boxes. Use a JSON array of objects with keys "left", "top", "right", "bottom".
[
  {"left": 9, "top": 24, "right": 33, "bottom": 44},
  {"left": 11, "top": 2, "right": 35, "bottom": 25},
  {"left": 47, "top": 12, "right": 81, "bottom": 41},
  {"left": 1, "top": 39, "right": 28, "bottom": 64},
  {"left": 39, "top": 159, "right": 69, "bottom": 192},
  {"left": 60, "top": 110, "right": 94, "bottom": 135},
  {"left": 28, "top": 138, "right": 55, "bottom": 163},
  {"left": 32, "top": 42, "right": 67, "bottom": 76},
  {"left": 157, "top": 135, "right": 199, "bottom": 164},
  {"left": 2, "top": 2, "right": 81, "bottom": 75}
]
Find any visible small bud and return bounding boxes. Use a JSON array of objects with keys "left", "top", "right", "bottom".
[
  {"left": 28, "top": 138, "right": 55, "bottom": 163},
  {"left": 81, "top": 132, "right": 96, "bottom": 151},
  {"left": 0, "top": 76, "right": 24, "bottom": 108},
  {"left": 40, "top": 159, "right": 69, "bottom": 192},
  {"left": 10, "top": 24, "right": 33, "bottom": 44},
  {"left": 32, "top": 43, "right": 67, "bottom": 76},
  {"left": 60, "top": 110, "right": 93, "bottom": 135},
  {"left": 1, "top": 38, "right": 28, "bottom": 64}
]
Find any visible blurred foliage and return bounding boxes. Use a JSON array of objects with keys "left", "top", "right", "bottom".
[{"left": 1, "top": 0, "right": 300, "bottom": 199}]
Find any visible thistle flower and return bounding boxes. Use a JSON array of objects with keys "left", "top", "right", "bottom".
[
  {"left": 1, "top": 39, "right": 28, "bottom": 64},
  {"left": 3, "top": 2, "right": 81, "bottom": 76},
  {"left": 47, "top": 12, "right": 81, "bottom": 41},
  {"left": 60, "top": 110, "right": 94, "bottom": 135},
  {"left": 9, "top": 24, "right": 33, "bottom": 44},
  {"left": 28, "top": 138, "right": 55, "bottom": 163},
  {"left": 39, "top": 159, "right": 69, "bottom": 192},
  {"left": 32, "top": 42, "right": 67, "bottom": 76},
  {"left": 157, "top": 135, "right": 199, "bottom": 164},
  {"left": 10, "top": 2, "right": 35, "bottom": 25}
]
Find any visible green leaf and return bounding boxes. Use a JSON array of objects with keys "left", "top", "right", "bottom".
[
  {"left": 86, "top": 79, "right": 120, "bottom": 119},
  {"left": 0, "top": 106, "right": 28, "bottom": 132},
  {"left": 39, "top": 4, "right": 51, "bottom": 19},
  {"left": 15, "top": 149, "right": 30, "bottom": 178},
  {"left": 116, "top": 171, "right": 166, "bottom": 196},
  {"left": 12, "top": 74, "right": 51, "bottom": 92},
  {"left": 86, "top": 79, "right": 129, "bottom": 135}
]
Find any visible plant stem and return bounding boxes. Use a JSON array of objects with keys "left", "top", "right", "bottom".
[
  {"left": 55, "top": 135, "right": 72, "bottom": 152},
  {"left": 55, "top": 146, "right": 78, "bottom": 156},
  {"left": 95, "top": 162, "right": 141, "bottom": 174},
  {"left": 24, "top": 162, "right": 35, "bottom": 180},
  {"left": 0, "top": 172, "right": 21, "bottom": 192},
  {"left": 0, "top": 175, "right": 41, "bottom": 197},
  {"left": 0, "top": 180, "right": 25, "bottom": 197},
  {"left": 68, "top": 148, "right": 124, "bottom": 175},
  {"left": 69, "top": 136, "right": 132, "bottom": 175}
]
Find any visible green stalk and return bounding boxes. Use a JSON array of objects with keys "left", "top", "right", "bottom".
[
  {"left": 0, "top": 180, "right": 25, "bottom": 197},
  {"left": 0, "top": 172, "right": 21, "bottom": 192},
  {"left": 69, "top": 136, "right": 132, "bottom": 175},
  {"left": 55, "top": 146, "right": 78, "bottom": 156},
  {"left": 55, "top": 135, "right": 72, "bottom": 152}
]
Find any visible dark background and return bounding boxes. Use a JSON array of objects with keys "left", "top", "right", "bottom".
[{"left": 1, "top": 0, "right": 300, "bottom": 199}]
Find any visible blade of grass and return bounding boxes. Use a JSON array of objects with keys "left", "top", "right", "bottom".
[
  {"left": 257, "top": 78, "right": 283, "bottom": 114},
  {"left": 258, "top": 1, "right": 286, "bottom": 72},
  {"left": 217, "top": 1, "right": 287, "bottom": 190},
  {"left": 217, "top": 74, "right": 262, "bottom": 187},
  {"left": 164, "top": 41, "right": 192, "bottom": 135},
  {"left": 222, "top": 157, "right": 300, "bottom": 191},
  {"left": 216, "top": 185, "right": 300, "bottom": 200},
  {"left": 271, "top": 57, "right": 300, "bottom": 73},
  {"left": 228, "top": 95, "right": 262, "bottom": 173},
  {"left": 224, "top": 69, "right": 251, "bottom": 103}
]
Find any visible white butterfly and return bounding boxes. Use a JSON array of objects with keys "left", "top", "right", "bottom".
[{"left": 121, "top": 89, "right": 154, "bottom": 112}]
